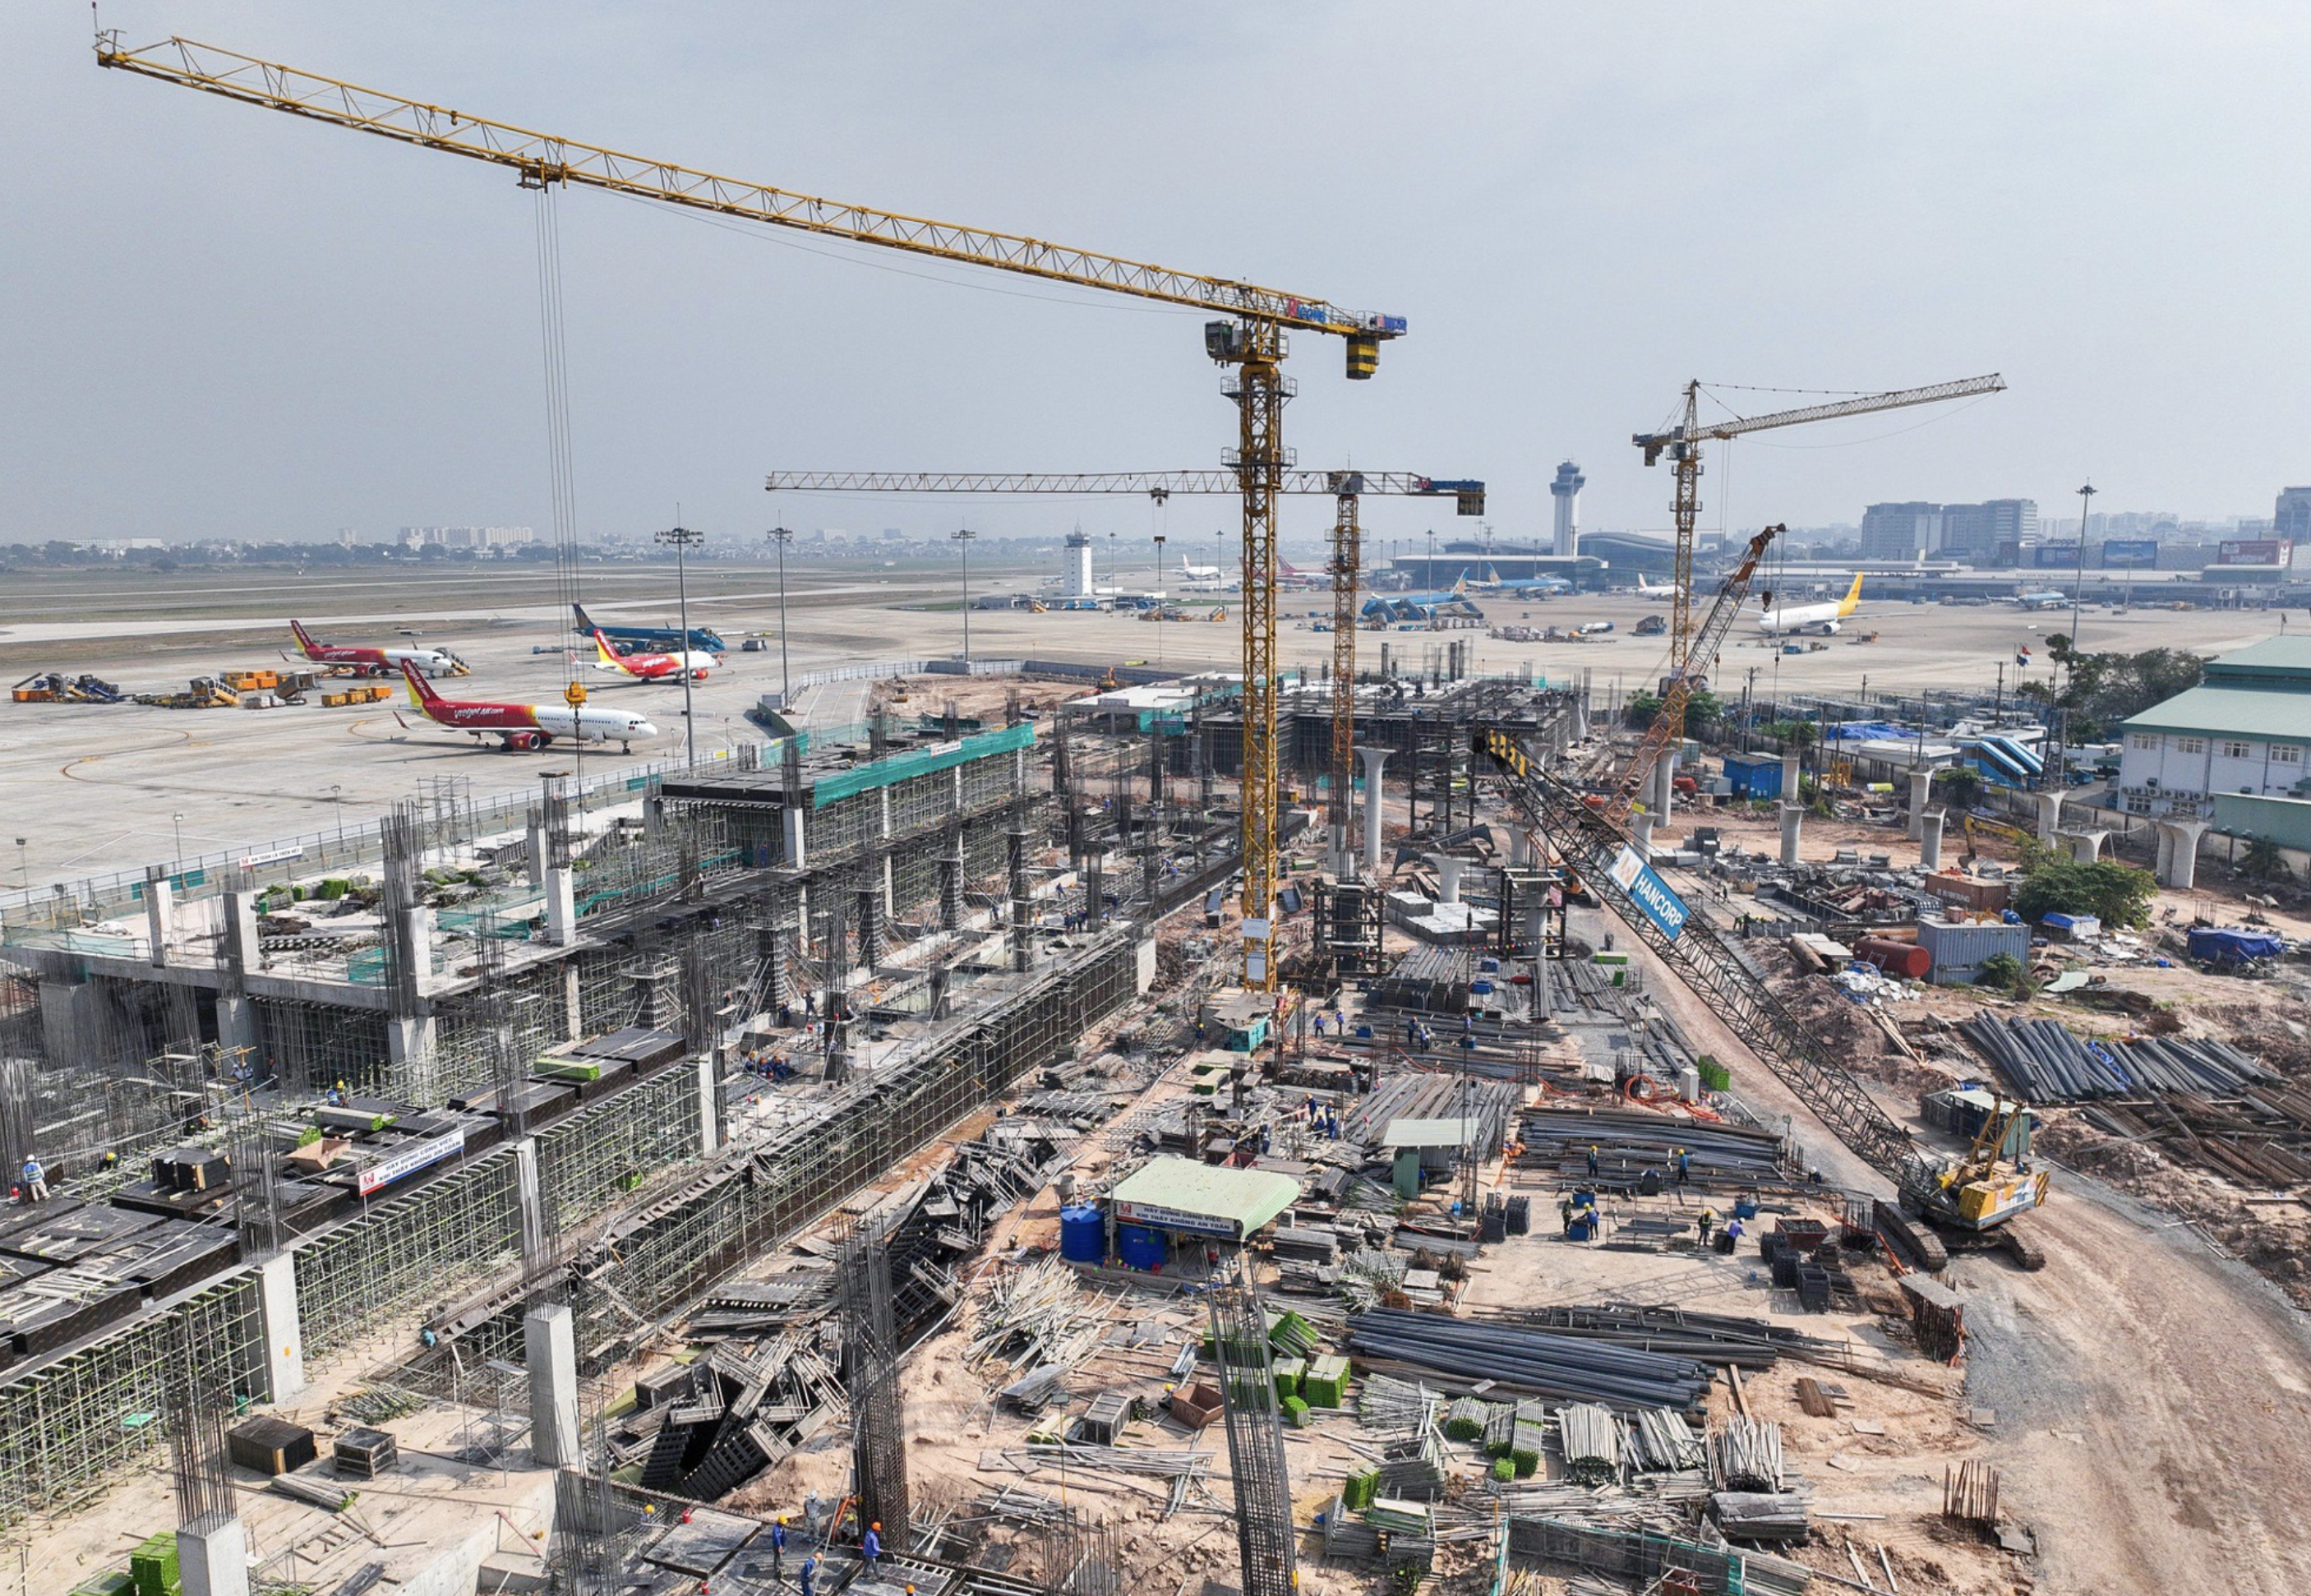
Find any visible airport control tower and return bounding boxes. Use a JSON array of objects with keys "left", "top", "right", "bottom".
[
  {"left": 1064, "top": 529, "right": 1096, "bottom": 597},
  {"left": 1550, "top": 461, "right": 1585, "bottom": 557}
]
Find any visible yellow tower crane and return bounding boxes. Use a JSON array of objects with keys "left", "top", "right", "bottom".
[
  {"left": 98, "top": 34, "right": 1406, "bottom": 989},
  {"left": 764, "top": 469, "right": 1483, "bottom": 874},
  {"left": 1632, "top": 374, "right": 2006, "bottom": 742}
]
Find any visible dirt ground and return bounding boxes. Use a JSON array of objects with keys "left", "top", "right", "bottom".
[{"left": 1626, "top": 799, "right": 2311, "bottom": 1595}]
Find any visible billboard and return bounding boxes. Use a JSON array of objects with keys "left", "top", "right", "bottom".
[
  {"left": 2101, "top": 538, "right": 2161, "bottom": 569},
  {"left": 1608, "top": 845, "right": 1691, "bottom": 940},
  {"left": 2218, "top": 538, "right": 2292, "bottom": 565},
  {"left": 2032, "top": 542, "right": 2085, "bottom": 569}
]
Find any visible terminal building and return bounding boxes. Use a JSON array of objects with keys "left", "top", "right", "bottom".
[{"left": 2115, "top": 636, "right": 2311, "bottom": 815}]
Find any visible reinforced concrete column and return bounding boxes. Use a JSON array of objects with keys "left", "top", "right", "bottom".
[
  {"left": 1920, "top": 811, "right": 1944, "bottom": 871},
  {"left": 214, "top": 996, "right": 260, "bottom": 1065},
  {"left": 385, "top": 1015, "right": 435, "bottom": 1068},
  {"left": 145, "top": 869, "right": 173, "bottom": 968},
  {"left": 524, "top": 1301, "right": 582, "bottom": 1467},
  {"left": 176, "top": 1514, "right": 250, "bottom": 1596},
  {"left": 1779, "top": 804, "right": 1803, "bottom": 867},
  {"left": 544, "top": 867, "right": 577, "bottom": 947},
  {"left": 1508, "top": 829, "right": 1532, "bottom": 868},
  {"left": 526, "top": 815, "right": 547, "bottom": 888},
  {"left": 1907, "top": 769, "right": 1932, "bottom": 841},
  {"left": 2036, "top": 791, "right": 2066, "bottom": 842},
  {"left": 1360, "top": 748, "right": 1391, "bottom": 883},
  {"left": 696, "top": 1054, "right": 719, "bottom": 1155},
  {"left": 256, "top": 1252, "right": 304, "bottom": 1401},
  {"left": 564, "top": 965, "right": 583, "bottom": 1043},
  {"left": 783, "top": 806, "right": 808, "bottom": 869},
  {"left": 1431, "top": 856, "right": 1465, "bottom": 906},
  {"left": 1780, "top": 751, "right": 1801, "bottom": 802},
  {"left": 223, "top": 888, "right": 260, "bottom": 979},
  {"left": 1653, "top": 752, "right": 1678, "bottom": 819},
  {"left": 2155, "top": 818, "right": 2209, "bottom": 889},
  {"left": 401, "top": 905, "right": 434, "bottom": 992},
  {"left": 1632, "top": 814, "right": 1656, "bottom": 859},
  {"left": 2068, "top": 830, "right": 2110, "bottom": 864},
  {"left": 39, "top": 976, "right": 95, "bottom": 1066}
]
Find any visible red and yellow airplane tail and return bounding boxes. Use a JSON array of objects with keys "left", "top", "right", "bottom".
[
  {"left": 289, "top": 620, "right": 322, "bottom": 658},
  {"left": 593, "top": 630, "right": 638, "bottom": 675},
  {"left": 399, "top": 657, "right": 446, "bottom": 714}
]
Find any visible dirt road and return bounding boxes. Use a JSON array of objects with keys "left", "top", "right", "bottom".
[{"left": 1595, "top": 904, "right": 2311, "bottom": 1594}]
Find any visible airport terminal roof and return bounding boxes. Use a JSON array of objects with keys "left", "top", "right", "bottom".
[
  {"left": 1108, "top": 1158, "right": 1299, "bottom": 1239},
  {"left": 2125, "top": 637, "right": 2311, "bottom": 740},
  {"left": 2202, "top": 634, "right": 2311, "bottom": 683}
]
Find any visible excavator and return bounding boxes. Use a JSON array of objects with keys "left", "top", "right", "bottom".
[{"left": 1478, "top": 526, "right": 2049, "bottom": 1270}]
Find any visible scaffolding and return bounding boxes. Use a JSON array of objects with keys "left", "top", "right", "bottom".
[{"left": 1207, "top": 1260, "right": 1296, "bottom": 1596}]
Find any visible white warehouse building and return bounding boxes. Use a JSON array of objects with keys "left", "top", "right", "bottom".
[{"left": 2116, "top": 636, "right": 2311, "bottom": 815}]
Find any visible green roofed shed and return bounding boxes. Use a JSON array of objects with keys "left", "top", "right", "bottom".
[{"left": 1109, "top": 1157, "right": 1299, "bottom": 1241}]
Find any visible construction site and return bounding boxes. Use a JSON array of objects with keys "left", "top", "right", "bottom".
[{"left": 3, "top": 18, "right": 2309, "bottom": 1596}]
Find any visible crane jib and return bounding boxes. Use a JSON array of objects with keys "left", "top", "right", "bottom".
[{"left": 1606, "top": 846, "right": 1691, "bottom": 939}]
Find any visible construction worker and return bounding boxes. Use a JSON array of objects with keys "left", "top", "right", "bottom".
[
  {"left": 1312, "top": 1012, "right": 1325, "bottom": 1038},
  {"left": 1723, "top": 1216, "right": 1746, "bottom": 1252},
  {"left": 1674, "top": 1147, "right": 1691, "bottom": 1187},
  {"left": 1697, "top": 1206, "right": 1718, "bottom": 1248},
  {"left": 20, "top": 1156, "right": 47, "bottom": 1205},
  {"left": 798, "top": 1556, "right": 818, "bottom": 1596},
  {"left": 862, "top": 1520, "right": 882, "bottom": 1571},
  {"left": 326, "top": 1079, "right": 348, "bottom": 1108},
  {"left": 1586, "top": 1144, "right": 1600, "bottom": 1179},
  {"left": 1559, "top": 1195, "right": 1575, "bottom": 1237},
  {"left": 770, "top": 1516, "right": 787, "bottom": 1576}
]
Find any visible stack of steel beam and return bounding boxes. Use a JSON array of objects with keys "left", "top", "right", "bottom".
[
  {"left": 1961, "top": 1014, "right": 2272, "bottom": 1103},
  {"left": 1514, "top": 1106, "right": 1790, "bottom": 1189},
  {"left": 1476, "top": 1304, "right": 1816, "bottom": 1371},
  {"left": 1345, "top": 1309, "right": 1717, "bottom": 1412},
  {"left": 1555, "top": 1403, "right": 1622, "bottom": 1485}
]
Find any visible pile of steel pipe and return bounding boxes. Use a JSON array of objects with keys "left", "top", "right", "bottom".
[
  {"left": 1345, "top": 1308, "right": 1717, "bottom": 1413},
  {"left": 1474, "top": 1304, "right": 1816, "bottom": 1371},
  {"left": 1515, "top": 1106, "right": 1790, "bottom": 1188},
  {"left": 1963, "top": 1014, "right": 2272, "bottom": 1104}
]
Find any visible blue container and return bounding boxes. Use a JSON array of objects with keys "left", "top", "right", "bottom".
[
  {"left": 1059, "top": 1205, "right": 1105, "bottom": 1264},
  {"left": 1116, "top": 1224, "right": 1169, "bottom": 1272}
]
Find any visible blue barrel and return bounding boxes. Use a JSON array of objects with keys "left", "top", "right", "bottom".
[
  {"left": 1059, "top": 1205, "right": 1105, "bottom": 1264},
  {"left": 1116, "top": 1224, "right": 1168, "bottom": 1272}
]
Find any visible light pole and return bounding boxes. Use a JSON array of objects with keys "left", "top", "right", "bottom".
[
  {"left": 953, "top": 528, "right": 977, "bottom": 663},
  {"left": 13, "top": 837, "right": 25, "bottom": 891},
  {"left": 767, "top": 525, "right": 796, "bottom": 708},
  {"left": 1153, "top": 533, "right": 1167, "bottom": 665},
  {"left": 1108, "top": 532, "right": 1117, "bottom": 593},
  {"left": 655, "top": 523, "right": 706, "bottom": 767},
  {"left": 2069, "top": 482, "right": 2095, "bottom": 664},
  {"left": 171, "top": 811, "right": 185, "bottom": 865}
]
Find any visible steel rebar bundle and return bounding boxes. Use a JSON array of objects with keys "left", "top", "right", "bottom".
[
  {"left": 1346, "top": 1309, "right": 1718, "bottom": 1413},
  {"left": 1708, "top": 1417, "right": 1784, "bottom": 1492}
]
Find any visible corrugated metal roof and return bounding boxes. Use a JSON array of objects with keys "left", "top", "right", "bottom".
[
  {"left": 2123, "top": 684, "right": 2311, "bottom": 741},
  {"left": 2203, "top": 634, "right": 2311, "bottom": 682},
  {"left": 1109, "top": 1158, "right": 1299, "bottom": 1237}
]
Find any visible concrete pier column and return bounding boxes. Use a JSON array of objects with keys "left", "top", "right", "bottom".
[
  {"left": 1920, "top": 811, "right": 1945, "bottom": 873},
  {"left": 1654, "top": 751, "right": 1679, "bottom": 818},
  {"left": 782, "top": 807, "right": 808, "bottom": 869},
  {"left": 39, "top": 976, "right": 96, "bottom": 1066},
  {"left": 2155, "top": 818, "right": 2210, "bottom": 889},
  {"left": 544, "top": 867, "right": 577, "bottom": 946},
  {"left": 144, "top": 869, "right": 173, "bottom": 968},
  {"left": 385, "top": 1015, "right": 435, "bottom": 1068},
  {"left": 1632, "top": 814, "right": 1656, "bottom": 860},
  {"left": 1431, "top": 856, "right": 1466, "bottom": 906},
  {"left": 1781, "top": 751, "right": 1801, "bottom": 804},
  {"left": 400, "top": 905, "right": 434, "bottom": 990},
  {"left": 1508, "top": 829, "right": 1533, "bottom": 868},
  {"left": 1779, "top": 804, "right": 1803, "bottom": 867},
  {"left": 2036, "top": 791, "right": 2066, "bottom": 842},
  {"left": 223, "top": 888, "right": 260, "bottom": 977},
  {"left": 256, "top": 1252, "right": 305, "bottom": 1402},
  {"left": 524, "top": 1302, "right": 582, "bottom": 1467},
  {"left": 1361, "top": 748, "right": 1391, "bottom": 883},
  {"left": 526, "top": 815, "right": 547, "bottom": 888},
  {"left": 176, "top": 1514, "right": 250, "bottom": 1596},
  {"left": 2067, "top": 830, "right": 2110, "bottom": 863},
  {"left": 1908, "top": 769, "right": 1933, "bottom": 841}
]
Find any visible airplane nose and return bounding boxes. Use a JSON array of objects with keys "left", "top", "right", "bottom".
[{"left": 633, "top": 719, "right": 659, "bottom": 736}]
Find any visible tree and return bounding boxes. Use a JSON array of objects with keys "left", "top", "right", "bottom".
[
  {"left": 2240, "top": 837, "right": 2292, "bottom": 883},
  {"left": 1976, "top": 952, "right": 2030, "bottom": 997},
  {"left": 2013, "top": 846, "right": 2159, "bottom": 929},
  {"left": 1933, "top": 766, "right": 1984, "bottom": 811}
]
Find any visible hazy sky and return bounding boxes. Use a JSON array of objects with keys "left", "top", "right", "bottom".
[{"left": 5, "top": 3, "right": 2306, "bottom": 551}]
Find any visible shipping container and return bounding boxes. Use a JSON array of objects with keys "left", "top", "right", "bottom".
[
  {"left": 1923, "top": 871, "right": 2012, "bottom": 912},
  {"left": 1721, "top": 750, "right": 1784, "bottom": 800},
  {"left": 1917, "top": 919, "right": 2030, "bottom": 984}
]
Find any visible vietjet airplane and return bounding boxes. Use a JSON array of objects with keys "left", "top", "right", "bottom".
[
  {"left": 397, "top": 661, "right": 657, "bottom": 753},
  {"left": 587, "top": 630, "right": 714, "bottom": 682},
  {"left": 288, "top": 620, "right": 464, "bottom": 677},
  {"left": 1756, "top": 573, "right": 1866, "bottom": 636}
]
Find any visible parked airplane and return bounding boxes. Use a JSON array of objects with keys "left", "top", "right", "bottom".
[
  {"left": 1469, "top": 563, "right": 1570, "bottom": 597},
  {"left": 288, "top": 620, "right": 464, "bottom": 677},
  {"left": 1755, "top": 573, "right": 1866, "bottom": 636},
  {"left": 398, "top": 661, "right": 657, "bottom": 752},
  {"left": 571, "top": 602, "right": 725, "bottom": 656},
  {"left": 2013, "top": 589, "right": 2070, "bottom": 610},
  {"left": 588, "top": 630, "right": 715, "bottom": 682},
  {"left": 1634, "top": 574, "right": 1676, "bottom": 600},
  {"left": 1176, "top": 553, "right": 1220, "bottom": 580}
]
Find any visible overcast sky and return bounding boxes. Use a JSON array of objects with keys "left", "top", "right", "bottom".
[{"left": 4, "top": 3, "right": 2306, "bottom": 550}]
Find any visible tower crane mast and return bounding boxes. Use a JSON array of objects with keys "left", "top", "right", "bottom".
[
  {"left": 1632, "top": 374, "right": 2005, "bottom": 740},
  {"left": 99, "top": 31, "right": 1408, "bottom": 991}
]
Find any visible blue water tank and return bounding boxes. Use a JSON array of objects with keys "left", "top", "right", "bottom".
[
  {"left": 1116, "top": 1224, "right": 1169, "bottom": 1272},
  {"left": 1059, "top": 1205, "right": 1105, "bottom": 1264}
]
